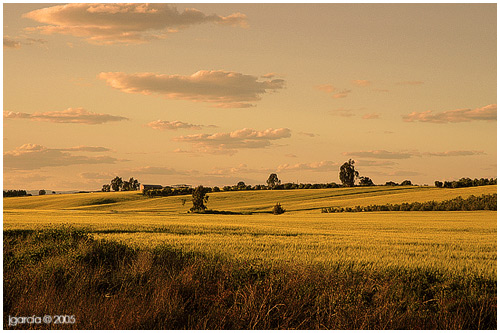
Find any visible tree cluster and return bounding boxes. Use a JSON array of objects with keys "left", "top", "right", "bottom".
[
  {"left": 435, "top": 178, "right": 496, "bottom": 189},
  {"left": 3, "top": 190, "right": 29, "bottom": 197},
  {"left": 143, "top": 186, "right": 195, "bottom": 198},
  {"left": 102, "top": 177, "right": 140, "bottom": 192},
  {"left": 321, "top": 194, "right": 497, "bottom": 213}
]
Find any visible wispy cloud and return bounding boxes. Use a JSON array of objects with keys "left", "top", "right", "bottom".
[
  {"left": 277, "top": 160, "right": 339, "bottom": 173},
  {"left": 352, "top": 80, "right": 371, "bottom": 87},
  {"left": 3, "top": 36, "right": 21, "bottom": 48},
  {"left": 362, "top": 113, "right": 380, "bottom": 120},
  {"left": 173, "top": 128, "right": 291, "bottom": 155},
  {"left": 345, "top": 149, "right": 486, "bottom": 160},
  {"left": 344, "top": 150, "right": 416, "bottom": 159},
  {"left": 4, "top": 108, "right": 128, "bottom": 125},
  {"left": 297, "top": 131, "right": 317, "bottom": 137},
  {"left": 23, "top": 3, "right": 247, "bottom": 45},
  {"left": 147, "top": 120, "right": 205, "bottom": 131},
  {"left": 127, "top": 166, "right": 192, "bottom": 176},
  {"left": 99, "top": 70, "right": 285, "bottom": 108},
  {"left": 315, "top": 84, "right": 336, "bottom": 93},
  {"left": 4, "top": 144, "right": 119, "bottom": 170},
  {"left": 423, "top": 150, "right": 486, "bottom": 157},
  {"left": 332, "top": 89, "right": 351, "bottom": 99},
  {"left": 403, "top": 104, "right": 496, "bottom": 123},
  {"left": 206, "top": 163, "right": 263, "bottom": 176}
]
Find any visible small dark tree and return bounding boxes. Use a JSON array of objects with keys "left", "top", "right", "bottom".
[
  {"left": 401, "top": 180, "right": 412, "bottom": 186},
  {"left": 359, "top": 176, "right": 374, "bottom": 186},
  {"left": 110, "top": 176, "right": 123, "bottom": 191},
  {"left": 267, "top": 173, "right": 281, "bottom": 188},
  {"left": 39, "top": 189, "right": 46, "bottom": 196},
  {"left": 272, "top": 202, "right": 285, "bottom": 215},
  {"left": 122, "top": 180, "right": 131, "bottom": 191},
  {"left": 102, "top": 184, "right": 111, "bottom": 192},
  {"left": 385, "top": 181, "right": 398, "bottom": 186},
  {"left": 237, "top": 181, "right": 246, "bottom": 190},
  {"left": 339, "top": 159, "right": 359, "bottom": 187},
  {"left": 435, "top": 181, "right": 443, "bottom": 188},
  {"left": 128, "top": 177, "right": 139, "bottom": 190},
  {"left": 190, "top": 185, "right": 209, "bottom": 213}
]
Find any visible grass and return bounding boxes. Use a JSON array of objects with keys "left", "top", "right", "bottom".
[{"left": 3, "top": 185, "right": 497, "bottom": 329}]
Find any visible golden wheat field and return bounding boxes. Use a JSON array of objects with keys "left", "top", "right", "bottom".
[{"left": 4, "top": 186, "right": 497, "bottom": 279}]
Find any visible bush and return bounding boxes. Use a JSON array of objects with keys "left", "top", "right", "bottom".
[{"left": 272, "top": 202, "right": 286, "bottom": 215}]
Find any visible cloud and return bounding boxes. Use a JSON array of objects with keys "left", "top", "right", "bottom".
[
  {"left": 4, "top": 36, "right": 21, "bottom": 48},
  {"left": 344, "top": 150, "right": 416, "bottom": 159},
  {"left": 315, "top": 84, "right": 336, "bottom": 93},
  {"left": 277, "top": 160, "right": 339, "bottom": 173},
  {"left": 4, "top": 144, "right": 119, "bottom": 170},
  {"left": 173, "top": 128, "right": 291, "bottom": 155},
  {"left": 423, "top": 150, "right": 486, "bottom": 157},
  {"left": 4, "top": 108, "right": 128, "bottom": 125},
  {"left": 297, "top": 132, "right": 317, "bottom": 137},
  {"left": 23, "top": 3, "right": 247, "bottom": 45},
  {"left": 146, "top": 120, "right": 204, "bottom": 131},
  {"left": 262, "top": 72, "right": 283, "bottom": 79},
  {"left": 396, "top": 81, "right": 424, "bottom": 86},
  {"left": 332, "top": 89, "right": 351, "bottom": 99},
  {"left": 99, "top": 70, "right": 285, "bottom": 108},
  {"left": 61, "top": 146, "right": 111, "bottom": 152},
  {"left": 352, "top": 80, "right": 371, "bottom": 87},
  {"left": 362, "top": 113, "right": 380, "bottom": 120},
  {"left": 403, "top": 104, "right": 496, "bottom": 123},
  {"left": 285, "top": 153, "right": 298, "bottom": 158},
  {"left": 355, "top": 160, "right": 397, "bottom": 167}
]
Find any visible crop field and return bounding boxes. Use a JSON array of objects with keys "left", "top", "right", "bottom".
[{"left": 3, "top": 185, "right": 497, "bottom": 329}]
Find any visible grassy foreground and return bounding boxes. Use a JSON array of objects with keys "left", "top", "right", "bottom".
[{"left": 3, "top": 186, "right": 497, "bottom": 329}]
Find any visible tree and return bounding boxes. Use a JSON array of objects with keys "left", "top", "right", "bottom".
[
  {"left": 401, "top": 180, "right": 412, "bottom": 186},
  {"left": 128, "top": 177, "right": 139, "bottom": 191},
  {"left": 110, "top": 176, "right": 123, "bottom": 191},
  {"left": 267, "top": 173, "right": 281, "bottom": 188},
  {"left": 434, "top": 181, "right": 443, "bottom": 188},
  {"left": 190, "top": 185, "right": 209, "bottom": 213},
  {"left": 385, "top": 181, "right": 398, "bottom": 186},
  {"left": 102, "top": 184, "right": 111, "bottom": 192},
  {"left": 359, "top": 176, "right": 374, "bottom": 186},
  {"left": 339, "top": 159, "right": 359, "bottom": 187},
  {"left": 237, "top": 181, "right": 246, "bottom": 190},
  {"left": 38, "top": 189, "right": 46, "bottom": 195}
]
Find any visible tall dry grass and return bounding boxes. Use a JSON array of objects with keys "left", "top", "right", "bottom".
[{"left": 4, "top": 227, "right": 496, "bottom": 329}]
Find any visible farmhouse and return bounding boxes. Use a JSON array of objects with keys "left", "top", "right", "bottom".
[{"left": 139, "top": 184, "right": 163, "bottom": 191}]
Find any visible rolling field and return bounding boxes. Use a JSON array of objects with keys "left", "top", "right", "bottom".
[{"left": 3, "top": 185, "right": 497, "bottom": 329}]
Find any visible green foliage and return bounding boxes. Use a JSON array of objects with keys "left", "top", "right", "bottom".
[
  {"left": 359, "top": 176, "right": 374, "bottom": 186},
  {"left": 339, "top": 159, "right": 359, "bottom": 187},
  {"left": 322, "top": 194, "right": 497, "bottom": 213},
  {"left": 267, "top": 173, "right": 281, "bottom": 188},
  {"left": 3, "top": 190, "right": 28, "bottom": 197},
  {"left": 110, "top": 176, "right": 123, "bottom": 192},
  {"left": 439, "top": 177, "right": 497, "bottom": 189},
  {"left": 272, "top": 202, "right": 286, "bottom": 215},
  {"left": 190, "top": 185, "right": 209, "bottom": 213}
]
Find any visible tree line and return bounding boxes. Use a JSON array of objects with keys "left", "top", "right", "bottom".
[
  {"left": 434, "top": 178, "right": 496, "bottom": 189},
  {"left": 321, "top": 194, "right": 497, "bottom": 213},
  {"left": 3, "top": 190, "right": 30, "bottom": 197}
]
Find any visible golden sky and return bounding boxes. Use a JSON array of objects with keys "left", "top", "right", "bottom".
[{"left": 3, "top": 3, "right": 497, "bottom": 191}]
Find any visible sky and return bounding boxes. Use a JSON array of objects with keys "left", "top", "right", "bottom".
[{"left": 3, "top": 3, "right": 497, "bottom": 191}]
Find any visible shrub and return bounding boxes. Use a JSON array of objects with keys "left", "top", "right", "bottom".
[{"left": 272, "top": 202, "right": 286, "bottom": 215}]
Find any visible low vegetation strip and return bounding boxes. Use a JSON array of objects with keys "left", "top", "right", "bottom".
[
  {"left": 4, "top": 227, "right": 496, "bottom": 330},
  {"left": 321, "top": 194, "right": 497, "bottom": 213}
]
